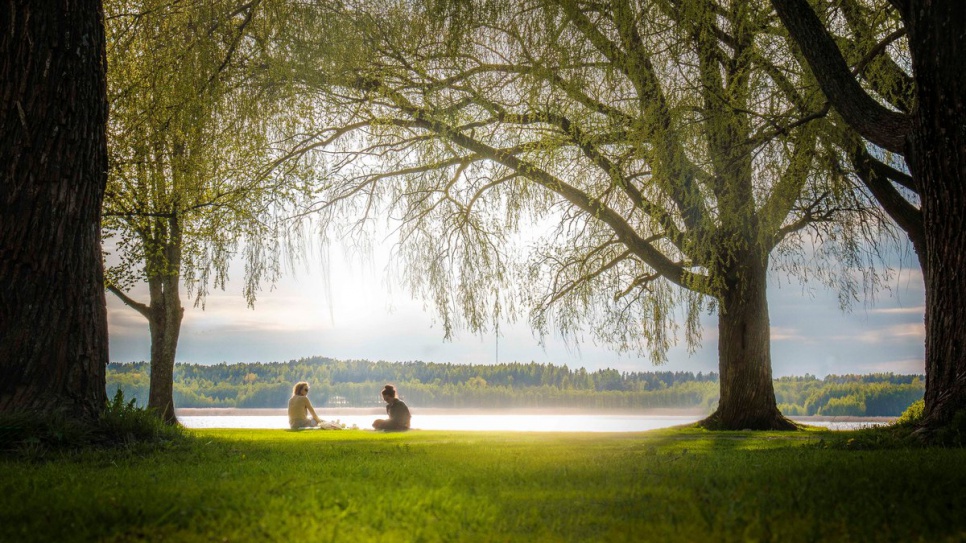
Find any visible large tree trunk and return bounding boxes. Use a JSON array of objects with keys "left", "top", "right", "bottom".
[
  {"left": 770, "top": 0, "right": 966, "bottom": 438},
  {"left": 146, "top": 272, "right": 184, "bottom": 424},
  {"left": 905, "top": 2, "right": 966, "bottom": 432},
  {"left": 0, "top": 1, "right": 109, "bottom": 419},
  {"left": 700, "top": 253, "right": 796, "bottom": 430}
]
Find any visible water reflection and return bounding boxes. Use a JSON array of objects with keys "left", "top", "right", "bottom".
[{"left": 177, "top": 411, "right": 890, "bottom": 432}]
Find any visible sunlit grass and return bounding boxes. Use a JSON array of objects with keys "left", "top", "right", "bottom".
[{"left": 2, "top": 427, "right": 964, "bottom": 542}]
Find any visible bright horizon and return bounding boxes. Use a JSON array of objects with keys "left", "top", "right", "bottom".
[{"left": 106, "top": 240, "right": 927, "bottom": 378}]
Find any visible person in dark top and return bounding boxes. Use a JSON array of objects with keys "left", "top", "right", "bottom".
[{"left": 372, "top": 384, "right": 411, "bottom": 431}]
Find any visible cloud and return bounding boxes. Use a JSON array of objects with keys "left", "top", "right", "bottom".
[
  {"left": 770, "top": 326, "right": 808, "bottom": 342},
  {"left": 107, "top": 307, "right": 147, "bottom": 332},
  {"left": 104, "top": 234, "right": 928, "bottom": 374},
  {"left": 835, "top": 323, "right": 925, "bottom": 344},
  {"left": 867, "top": 306, "right": 925, "bottom": 316}
]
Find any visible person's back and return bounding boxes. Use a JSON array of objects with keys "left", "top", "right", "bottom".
[
  {"left": 373, "top": 384, "right": 411, "bottom": 430},
  {"left": 387, "top": 398, "right": 411, "bottom": 429},
  {"left": 288, "top": 381, "right": 320, "bottom": 429}
]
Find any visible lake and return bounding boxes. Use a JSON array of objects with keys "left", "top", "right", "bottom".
[{"left": 176, "top": 408, "right": 893, "bottom": 432}]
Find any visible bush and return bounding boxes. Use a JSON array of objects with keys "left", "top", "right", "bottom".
[{"left": 896, "top": 399, "right": 925, "bottom": 426}]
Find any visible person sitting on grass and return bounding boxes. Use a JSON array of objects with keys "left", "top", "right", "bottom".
[
  {"left": 372, "top": 384, "right": 411, "bottom": 431},
  {"left": 288, "top": 381, "right": 321, "bottom": 429}
]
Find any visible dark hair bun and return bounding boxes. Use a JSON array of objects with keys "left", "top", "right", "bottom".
[{"left": 383, "top": 385, "right": 395, "bottom": 394}]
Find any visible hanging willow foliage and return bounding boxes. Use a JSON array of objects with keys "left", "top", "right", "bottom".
[
  {"left": 281, "top": 0, "right": 894, "bottom": 362},
  {"left": 102, "top": 0, "right": 322, "bottom": 420}
]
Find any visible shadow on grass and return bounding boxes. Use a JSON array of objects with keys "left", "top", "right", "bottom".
[{"left": 3, "top": 424, "right": 966, "bottom": 542}]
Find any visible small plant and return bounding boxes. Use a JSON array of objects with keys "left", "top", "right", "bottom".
[
  {"left": 890, "top": 400, "right": 966, "bottom": 447},
  {"left": 896, "top": 399, "right": 925, "bottom": 426},
  {"left": 96, "top": 389, "right": 186, "bottom": 447},
  {"left": 0, "top": 390, "right": 187, "bottom": 459}
]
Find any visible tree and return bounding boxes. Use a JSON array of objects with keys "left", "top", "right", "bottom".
[
  {"left": 286, "top": 0, "right": 886, "bottom": 429},
  {"left": 102, "top": 0, "right": 316, "bottom": 422},
  {"left": 769, "top": 0, "right": 966, "bottom": 433},
  {"left": 0, "top": 0, "right": 110, "bottom": 418}
]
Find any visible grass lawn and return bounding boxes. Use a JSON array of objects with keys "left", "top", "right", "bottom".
[{"left": 2, "top": 426, "right": 965, "bottom": 542}]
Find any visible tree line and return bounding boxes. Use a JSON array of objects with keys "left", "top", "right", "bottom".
[{"left": 107, "top": 358, "right": 922, "bottom": 417}]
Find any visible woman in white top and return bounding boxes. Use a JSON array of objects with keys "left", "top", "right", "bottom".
[{"left": 288, "top": 381, "right": 321, "bottom": 429}]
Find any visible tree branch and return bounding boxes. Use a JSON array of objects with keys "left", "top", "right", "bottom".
[
  {"left": 761, "top": 127, "right": 819, "bottom": 250},
  {"left": 850, "top": 144, "right": 923, "bottom": 247},
  {"left": 770, "top": 0, "right": 911, "bottom": 153},
  {"left": 544, "top": 248, "right": 633, "bottom": 308},
  {"left": 106, "top": 284, "right": 151, "bottom": 319},
  {"left": 866, "top": 152, "right": 916, "bottom": 192},
  {"left": 558, "top": 0, "right": 708, "bottom": 232},
  {"left": 838, "top": 0, "right": 914, "bottom": 114},
  {"left": 365, "top": 79, "right": 708, "bottom": 294}
]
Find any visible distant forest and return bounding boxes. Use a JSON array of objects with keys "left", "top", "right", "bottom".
[{"left": 107, "top": 357, "right": 923, "bottom": 417}]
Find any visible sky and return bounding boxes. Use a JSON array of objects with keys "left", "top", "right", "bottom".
[{"left": 106, "top": 238, "right": 928, "bottom": 378}]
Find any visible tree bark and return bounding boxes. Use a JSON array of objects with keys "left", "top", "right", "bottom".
[
  {"left": 700, "top": 252, "right": 797, "bottom": 430},
  {"left": 146, "top": 272, "right": 184, "bottom": 424},
  {"left": 110, "top": 214, "right": 184, "bottom": 424},
  {"left": 904, "top": 1, "right": 966, "bottom": 431},
  {"left": 772, "top": 0, "right": 966, "bottom": 435},
  {"left": 0, "top": 1, "right": 109, "bottom": 419},
  {"left": 146, "top": 214, "right": 185, "bottom": 424},
  {"left": 108, "top": 273, "right": 184, "bottom": 424}
]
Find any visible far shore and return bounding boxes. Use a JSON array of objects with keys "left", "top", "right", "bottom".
[
  {"left": 174, "top": 407, "right": 896, "bottom": 423},
  {"left": 175, "top": 406, "right": 709, "bottom": 417}
]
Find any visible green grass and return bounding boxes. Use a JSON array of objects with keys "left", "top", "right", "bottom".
[{"left": 2, "top": 427, "right": 965, "bottom": 542}]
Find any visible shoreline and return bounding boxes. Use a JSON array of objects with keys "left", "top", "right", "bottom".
[
  {"left": 175, "top": 407, "right": 708, "bottom": 417},
  {"left": 175, "top": 407, "right": 896, "bottom": 423}
]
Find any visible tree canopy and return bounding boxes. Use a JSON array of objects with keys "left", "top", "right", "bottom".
[
  {"left": 102, "top": 0, "right": 319, "bottom": 421},
  {"left": 273, "top": 0, "right": 890, "bottom": 429}
]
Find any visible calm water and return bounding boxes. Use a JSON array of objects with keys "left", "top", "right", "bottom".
[{"left": 177, "top": 409, "right": 890, "bottom": 432}]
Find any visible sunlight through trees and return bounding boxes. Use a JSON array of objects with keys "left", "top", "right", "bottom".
[{"left": 272, "top": 0, "right": 895, "bottom": 429}]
